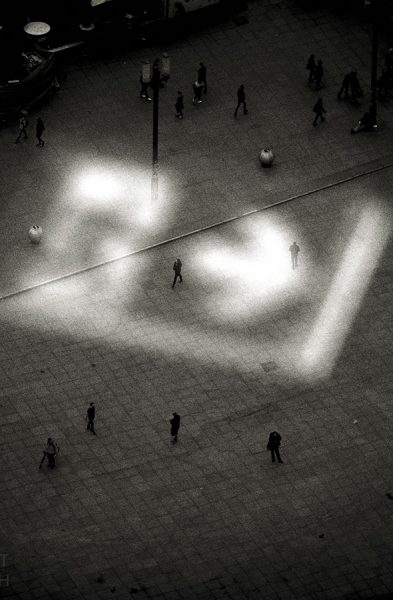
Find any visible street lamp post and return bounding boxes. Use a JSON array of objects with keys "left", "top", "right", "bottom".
[
  {"left": 150, "top": 55, "right": 170, "bottom": 201},
  {"left": 369, "top": 0, "right": 379, "bottom": 127}
]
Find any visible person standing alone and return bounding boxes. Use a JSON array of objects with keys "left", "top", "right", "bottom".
[
  {"left": 172, "top": 258, "right": 183, "bottom": 288},
  {"left": 86, "top": 402, "right": 96, "bottom": 435},
  {"left": 170, "top": 412, "right": 181, "bottom": 443},
  {"left": 36, "top": 117, "right": 45, "bottom": 146},
  {"left": 234, "top": 84, "right": 248, "bottom": 117},
  {"left": 289, "top": 241, "right": 300, "bottom": 269},
  {"left": 267, "top": 431, "right": 283, "bottom": 463}
]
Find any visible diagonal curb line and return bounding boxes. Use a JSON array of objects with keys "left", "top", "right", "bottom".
[{"left": 1, "top": 159, "right": 393, "bottom": 303}]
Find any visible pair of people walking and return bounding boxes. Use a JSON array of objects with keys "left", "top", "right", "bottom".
[
  {"left": 38, "top": 438, "right": 59, "bottom": 469},
  {"left": 15, "top": 113, "right": 45, "bottom": 146},
  {"left": 337, "top": 71, "right": 362, "bottom": 103}
]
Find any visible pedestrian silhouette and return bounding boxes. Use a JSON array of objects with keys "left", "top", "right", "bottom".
[
  {"left": 36, "top": 117, "right": 45, "bottom": 147},
  {"left": 170, "top": 412, "right": 181, "bottom": 443},
  {"left": 86, "top": 402, "right": 96, "bottom": 434},
  {"left": 306, "top": 54, "right": 316, "bottom": 83},
  {"left": 267, "top": 431, "right": 283, "bottom": 463},
  {"left": 192, "top": 80, "right": 203, "bottom": 104},
  {"left": 289, "top": 241, "right": 300, "bottom": 269},
  {"left": 139, "top": 73, "right": 151, "bottom": 101},
  {"left": 234, "top": 84, "right": 248, "bottom": 116},
  {"left": 313, "top": 60, "right": 324, "bottom": 90},
  {"left": 312, "top": 98, "right": 326, "bottom": 127},
  {"left": 39, "top": 437, "right": 59, "bottom": 469},
  {"left": 172, "top": 258, "right": 183, "bottom": 288},
  {"left": 337, "top": 72, "right": 352, "bottom": 100},
  {"left": 15, "top": 112, "right": 28, "bottom": 143},
  {"left": 175, "top": 91, "right": 184, "bottom": 119},
  {"left": 197, "top": 62, "right": 207, "bottom": 93}
]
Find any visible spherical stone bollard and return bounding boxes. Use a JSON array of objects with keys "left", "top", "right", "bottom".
[
  {"left": 28, "top": 225, "right": 42, "bottom": 244},
  {"left": 260, "top": 148, "right": 274, "bottom": 167}
]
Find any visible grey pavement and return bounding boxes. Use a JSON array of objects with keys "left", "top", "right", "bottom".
[{"left": 1, "top": 1, "right": 393, "bottom": 599}]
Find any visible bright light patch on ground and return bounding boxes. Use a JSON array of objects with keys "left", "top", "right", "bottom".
[
  {"left": 78, "top": 171, "right": 121, "bottom": 200},
  {"left": 197, "top": 218, "right": 306, "bottom": 320},
  {"left": 300, "top": 205, "right": 391, "bottom": 378}
]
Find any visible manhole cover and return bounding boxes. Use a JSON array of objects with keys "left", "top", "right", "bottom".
[{"left": 261, "top": 361, "right": 278, "bottom": 372}]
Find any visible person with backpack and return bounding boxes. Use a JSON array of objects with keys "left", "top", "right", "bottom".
[
  {"left": 15, "top": 112, "right": 28, "bottom": 143},
  {"left": 312, "top": 98, "right": 326, "bottom": 127}
]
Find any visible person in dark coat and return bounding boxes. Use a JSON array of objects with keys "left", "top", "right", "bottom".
[
  {"left": 36, "top": 117, "right": 45, "bottom": 146},
  {"left": 289, "top": 241, "right": 300, "bottom": 269},
  {"left": 170, "top": 412, "right": 181, "bottom": 443},
  {"left": 234, "top": 84, "right": 248, "bottom": 117},
  {"left": 86, "top": 402, "right": 96, "bottom": 434},
  {"left": 306, "top": 54, "right": 316, "bottom": 83},
  {"left": 267, "top": 431, "right": 283, "bottom": 463},
  {"left": 172, "top": 258, "right": 183, "bottom": 288},
  {"left": 314, "top": 60, "right": 324, "bottom": 89},
  {"left": 312, "top": 97, "right": 326, "bottom": 127},
  {"left": 197, "top": 62, "right": 207, "bottom": 93},
  {"left": 175, "top": 91, "right": 184, "bottom": 119}
]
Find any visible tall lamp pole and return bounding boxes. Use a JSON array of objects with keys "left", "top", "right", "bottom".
[{"left": 369, "top": 0, "right": 379, "bottom": 128}]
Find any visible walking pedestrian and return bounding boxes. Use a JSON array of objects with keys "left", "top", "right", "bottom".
[
  {"left": 197, "top": 61, "right": 207, "bottom": 93},
  {"left": 139, "top": 73, "right": 151, "bottom": 101},
  {"left": 337, "top": 72, "right": 352, "bottom": 100},
  {"left": 234, "top": 84, "right": 248, "bottom": 117},
  {"left": 306, "top": 54, "right": 316, "bottom": 83},
  {"left": 267, "top": 431, "right": 283, "bottom": 463},
  {"left": 175, "top": 91, "right": 184, "bottom": 119},
  {"left": 86, "top": 402, "right": 96, "bottom": 434},
  {"left": 170, "top": 412, "right": 181, "bottom": 443},
  {"left": 15, "top": 112, "right": 28, "bottom": 143},
  {"left": 313, "top": 59, "right": 324, "bottom": 90},
  {"left": 39, "top": 438, "right": 59, "bottom": 469},
  {"left": 36, "top": 117, "right": 45, "bottom": 147},
  {"left": 312, "top": 97, "right": 326, "bottom": 127},
  {"left": 192, "top": 80, "right": 203, "bottom": 104},
  {"left": 289, "top": 241, "right": 300, "bottom": 269},
  {"left": 172, "top": 258, "right": 183, "bottom": 288}
]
